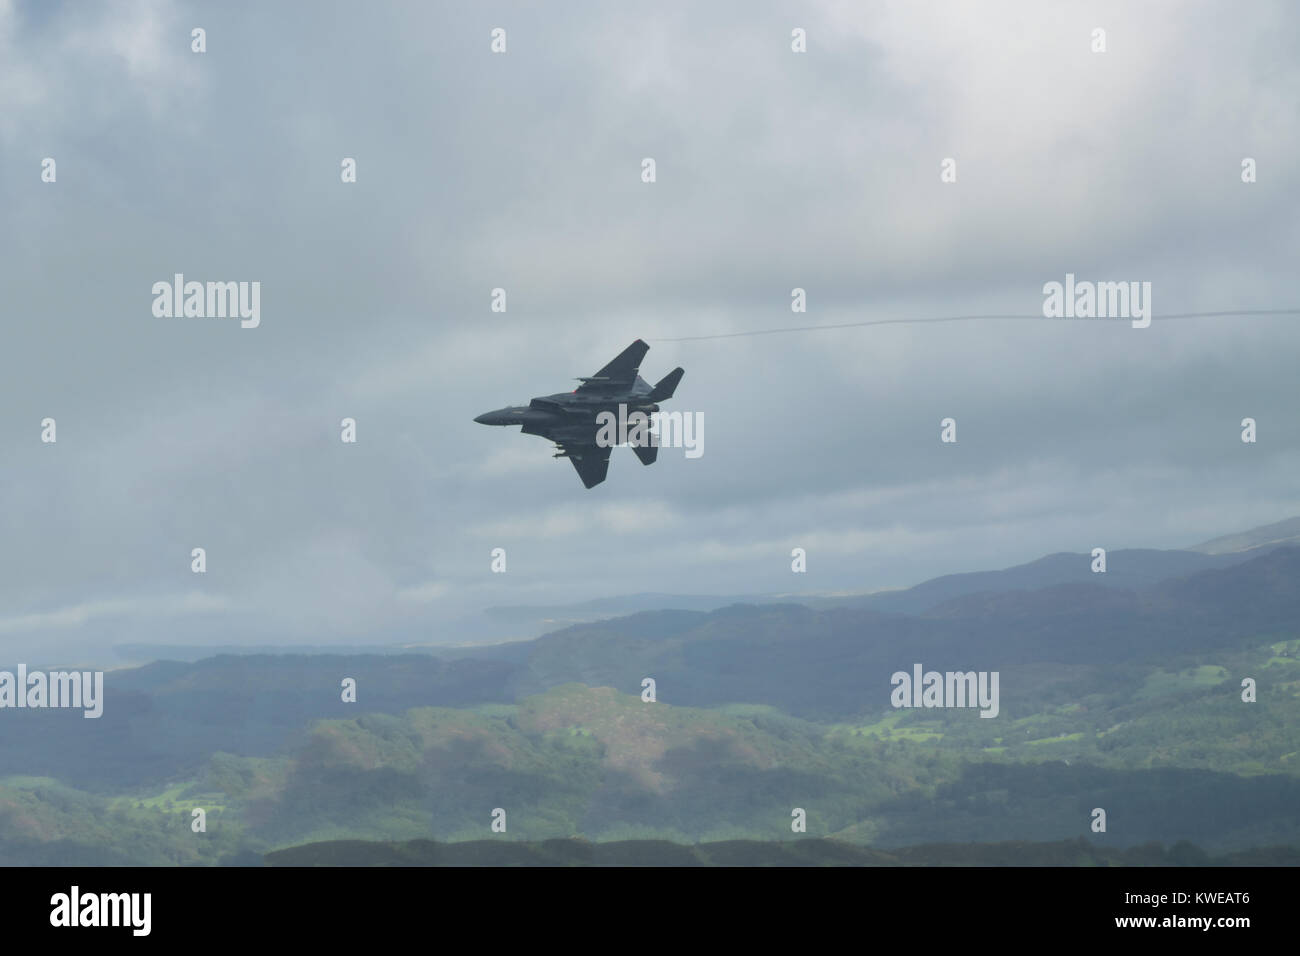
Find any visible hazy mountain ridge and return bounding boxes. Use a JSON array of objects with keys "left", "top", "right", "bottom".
[
  {"left": 1190, "top": 516, "right": 1300, "bottom": 555},
  {"left": 8, "top": 548, "right": 1299, "bottom": 788},
  {"left": 112, "top": 517, "right": 1300, "bottom": 662},
  {"left": 3, "top": 524, "right": 1297, "bottom": 864}
]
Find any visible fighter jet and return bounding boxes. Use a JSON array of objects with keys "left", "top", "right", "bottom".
[{"left": 474, "top": 339, "right": 685, "bottom": 488}]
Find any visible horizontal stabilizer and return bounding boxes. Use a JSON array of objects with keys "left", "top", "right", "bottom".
[
  {"left": 648, "top": 367, "right": 684, "bottom": 402},
  {"left": 632, "top": 442, "right": 658, "bottom": 466}
]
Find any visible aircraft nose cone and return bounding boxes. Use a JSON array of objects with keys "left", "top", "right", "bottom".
[{"left": 476, "top": 407, "right": 526, "bottom": 427}]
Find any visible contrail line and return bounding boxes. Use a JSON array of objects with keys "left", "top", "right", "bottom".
[{"left": 655, "top": 309, "right": 1300, "bottom": 342}]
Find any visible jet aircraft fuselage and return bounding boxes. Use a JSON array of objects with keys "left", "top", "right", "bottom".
[{"left": 473, "top": 339, "right": 684, "bottom": 488}]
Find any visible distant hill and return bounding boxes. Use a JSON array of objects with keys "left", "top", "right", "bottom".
[
  {"left": 1190, "top": 516, "right": 1300, "bottom": 555},
  {"left": 109, "top": 517, "right": 1300, "bottom": 660},
  {"left": 475, "top": 516, "right": 1300, "bottom": 627},
  {"left": 5, "top": 526, "right": 1298, "bottom": 864},
  {"left": 484, "top": 592, "right": 773, "bottom": 624},
  {"left": 507, "top": 546, "right": 1300, "bottom": 718},
  {"left": 0, "top": 653, "right": 521, "bottom": 788},
  {"left": 857, "top": 548, "right": 1254, "bottom": 615},
  {"left": 14, "top": 546, "right": 1300, "bottom": 793}
]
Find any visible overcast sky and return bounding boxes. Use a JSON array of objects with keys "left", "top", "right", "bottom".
[{"left": 2, "top": 0, "right": 1298, "bottom": 663}]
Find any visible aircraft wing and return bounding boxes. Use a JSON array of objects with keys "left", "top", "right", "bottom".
[
  {"left": 561, "top": 441, "right": 613, "bottom": 489},
  {"left": 576, "top": 339, "right": 650, "bottom": 392}
]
